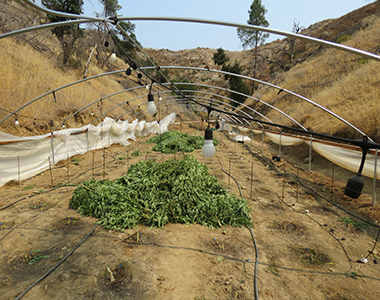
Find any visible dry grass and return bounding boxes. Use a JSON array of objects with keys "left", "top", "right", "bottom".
[
  {"left": 2, "top": 1, "right": 380, "bottom": 142},
  {"left": 0, "top": 37, "right": 147, "bottom": 135},
  {"left": 256, "top": 15, "right": 380, "bottom": 140}
]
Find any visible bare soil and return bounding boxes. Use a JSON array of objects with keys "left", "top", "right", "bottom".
[{"left": 1, "top": 123, "right": 380, "bottom": 300}]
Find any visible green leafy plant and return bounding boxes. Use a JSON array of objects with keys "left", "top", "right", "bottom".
[
  {"left": 72, "top": 157, "right": 81, "bottom": 165},
  {"left": 147, "top": 130, "right": 219, "bottom": 154},
  {"left": 23, "top": 185, "right": 34, "bottom": 190},
  {"left": 131, "top": 150, "right": 142, "bottom": 157},
  {"left": 338, "top": 217, "right": 369, "bottom": 231},
  {"left": 70, "top": 155, "right": 252, "bottom": 231},
  {"left": 25, "top": 250, "right": 49, "bottom": 265}
]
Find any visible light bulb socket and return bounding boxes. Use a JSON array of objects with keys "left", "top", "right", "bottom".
[
  {"left": 104, "top": 40, "right": 109, "bottom": 47},
  {"left": 204, "top": 126, "right": 213, "bottom": 140},
  {"left": 344, "top": 173, "right": 364, "bottom": 199},
  {"left": 130, "top": 61, "right": 138, "bottom": 70},
  {"left": 126, "top": 68, "right": 132, "bottom": 76},
  {"left": 148, "top": 93, "right": 154, "bottom": 102}
]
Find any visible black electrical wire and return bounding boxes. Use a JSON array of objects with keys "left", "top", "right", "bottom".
[
  {"left": 215, "top": 153, "right": 260, "bottom": 300},
  {"left": 0, "top": 106, "right": 53, "bottom": 122},
  {"left": 15, "top": 224, "right": 98, "bottom": 300}
]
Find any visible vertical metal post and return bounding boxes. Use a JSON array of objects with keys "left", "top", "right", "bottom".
[
  {"left": 279, "top": 131, "right": 282, "bottom": 158},
  {"left": 261, "top": 129, "right": 264, "bottom": 157},
  {"left": 373, "top": 149, "right": 378, "bottom": 207}
]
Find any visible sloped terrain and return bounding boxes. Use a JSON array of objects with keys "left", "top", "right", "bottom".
[{"left": 1, "top": 124, "right": 380, "bottom": 299}]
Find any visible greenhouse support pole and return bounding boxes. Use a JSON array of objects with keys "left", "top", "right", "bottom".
[
  {"left": 373, "top": 149, "right": 378, "bottom": 207},
  {"left": 309, "top": 136, "right": 313, "bottom": 172},
  {"left": 261, "top": 129, "right": 264, "bottom": 157},
  {"left": 279, "top": 132, "right": 282, "bottom": 158}
]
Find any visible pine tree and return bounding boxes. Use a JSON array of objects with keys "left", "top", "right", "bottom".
[
  {"left": 237, "top": 0, "right": 269, "bottom": 91},
  {"left": 41, "top": 0, "right": 84, "bottom": 65}
]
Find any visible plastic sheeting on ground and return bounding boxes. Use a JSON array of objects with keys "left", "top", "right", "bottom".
[{"left": 0, "top": 113, "right": 176, "bottom": 187}]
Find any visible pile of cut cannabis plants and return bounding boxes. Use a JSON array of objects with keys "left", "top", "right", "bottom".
[
  {"left": 70, "top": 155, "right": 251, "bottom": 231},
  {"left": 147, "top": 130, "right": 219, "bottom": 154}
]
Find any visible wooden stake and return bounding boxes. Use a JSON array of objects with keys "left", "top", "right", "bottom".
[
  {"left": 92, "top": 152, "right": 95, "bottom": 176},
  {"left": 250, "top": 161, "right": 253, "bottom": 199},
  {"left": 282, "top": 164, "right": 286, "bottom": 199},
  {"left": 17, "top": 155, "right": 21, "bottom": 188},
  {"left": 296, "top": 167, "right": 299, "bottom": 202},
  {"left": 229, "top": 158, "right": 231, "bottom": 186},
  {"left": 48, "top": 156, "right": 53, "bottom": 186},
  {"left": 67, "top": 154, "right": 70, "bottom": 182},
  {"left": 331, "top": 168, "right": 334, "bottom": 198},
  {"left": 103, "top": 148, "right": 106, "bottom": 179}
]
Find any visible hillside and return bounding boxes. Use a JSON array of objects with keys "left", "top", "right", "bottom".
[
  {"left": 2, "top": 2, "right": 380, "bottom": 300},
  {"left": 1, "top": 0, "right": 380, "bottom": 140}
]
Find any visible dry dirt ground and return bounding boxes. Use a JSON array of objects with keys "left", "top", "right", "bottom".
[{"left": 1, "top": 123, "right": 380, "bottom": 300}]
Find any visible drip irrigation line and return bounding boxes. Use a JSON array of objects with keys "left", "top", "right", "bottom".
[
  {"left": 15, "top": 224, "right": 99, "bottom": 300},
  {"left": 121, "top": 240, "right": 380, "bottom": 281},
  {"left": 295, "top": 175, "right": 380, "bottom": 229},
  {"left": 0, "top": 184, "right": 76, "bottom": 211},
  {"left": 0, "top": 192, "right": 71, "bottom": 243},
  {"left": 214, "top": 153, "right": 259, "bottom": 300},
  {"left": 275, "top": 191, "right": 354, "bottom": 272},
  {"left": 61, "top": 267, "right": 108, "bottom": 280}
]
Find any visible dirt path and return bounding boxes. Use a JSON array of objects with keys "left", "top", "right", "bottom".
[{"left": 1, "top": 124, "right": 380, "bottom": 300}]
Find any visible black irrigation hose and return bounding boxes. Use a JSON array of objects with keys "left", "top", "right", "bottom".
[
  {"left": 15, "top": 224, "right": 99, "bottom": 300},
  {"left": 296, "top": 175, "right": 380, "bottom": 229},
  {"left": 215, "top": 153, "right": 260, "bottom": 300},
  {"left": 275, "top": 191, "right": 355, "bottom": 272},
  {"left": 295, "top": 175, "right": 380, "bottom": 261}
]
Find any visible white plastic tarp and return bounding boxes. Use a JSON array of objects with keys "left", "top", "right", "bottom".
[
  {"left": 218, "top": 124, "right": 379, "bottom": 179},
  {"left": 0, "top": 113, "right": 176, "bottom": 187}
]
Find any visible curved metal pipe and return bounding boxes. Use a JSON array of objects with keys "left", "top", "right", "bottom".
[
  {"left": 11, "top": 1, "right": 380, "bottom": 62},
  {"left": 142, "top": 66, "right": 365, "bottom": 138}
]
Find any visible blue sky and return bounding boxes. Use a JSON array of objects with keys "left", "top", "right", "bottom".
[{"left": 83, "top": 0, "right": 374, "bottom": 51}]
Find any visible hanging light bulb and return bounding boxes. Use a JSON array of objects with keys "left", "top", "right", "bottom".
[
  {"left": 14, "top": 118, "right": 19, "bottom": 126},
  {"left": 147, "top": 93, "right": 157, "bottom": 114},
  {"left": 159, "top": 96, "right": 163, "bottom": 101},
  {"left": 145, "top": 84, "right": 150, "bottom": 91},
  {"left": 62, "top": 124, "right": 66, "bottom": 129},
  {"left": 202, "top": 127, "right": 216, "bottom": 157},
  {"left": 110, "top": 52, "right": 117, "bottom": 62}
]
